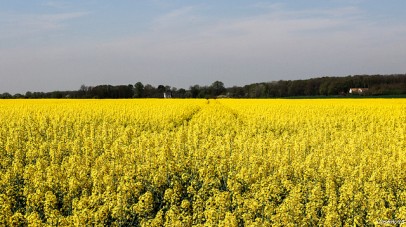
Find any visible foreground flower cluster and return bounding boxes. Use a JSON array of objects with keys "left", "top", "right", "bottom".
[{"left": 0, "top": 99, "right": 405, "bottom": 226}]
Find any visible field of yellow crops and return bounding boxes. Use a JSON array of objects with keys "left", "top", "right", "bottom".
[{"left": 0, "top": 99, "right": 405, "bottom": 226}]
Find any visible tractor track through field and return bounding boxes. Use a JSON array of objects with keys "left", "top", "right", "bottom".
[{"left": 169, "top": 99, "right": 210, "bottom": 129}]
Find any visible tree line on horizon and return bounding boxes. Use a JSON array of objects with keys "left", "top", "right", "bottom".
[{"left": 1, "top": 74, "right": 405, "bottom": 99}]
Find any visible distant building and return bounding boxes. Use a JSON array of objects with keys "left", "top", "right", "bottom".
[
  {"left": 216, "top": 95, "right": 229, "bottom": 99},
  {"left": 349, "top": 88, "right": 369, "bottom": 94},
  {"left": 163, "top": 92, "right": 172, "bottom": 98}
]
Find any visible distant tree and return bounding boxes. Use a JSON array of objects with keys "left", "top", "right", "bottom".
[
  {"left": 257, "top": 83, "right": 269, "bottom": 97},
  {"left": 127, "top": 84, "right": 134, "bottom": 98},
  {"left": 0, "top": 92, "right": 12, "bottom": 99},
  {"left": 25, "top": 91, "right": 32, "bottom": 98},
  {"left": 184, "top": 91, "right": 192, "bottom": 98},
  {"left": 50, "top": 91, "right": 63, "bottom": 99},
  {"left": 79, "top": 84, "right": 88, "bottom": 97},
  {"left": 13, "top": 93, "right": 24, "bottom": 99},
  {"left": 287, "top": 80, "right": 305, "bottom": 96},
  {"left": 198, "top": 87, "right": 210, "bottom": 98},
  {"left": 304, "top": 79, "right": 317, "bottom": 96},
  {"left": 227, "top": 86, "right": 245, "bottom": 98},
  {"left": 4, "top": 74, "right": 405, "bottom": 99},
  {"left": 33, "top": 92, "right": 45, "bottom": 98},
  {"left": 143, "top": 84, "right": 156, "bottom": 98},
  {"left": 210, "top": 81, "right": 226, "bottom": 96},
  {"left": 276, "top": 80, "right": 289, "bottom": 97},
  {"left": 134, "top": 82, "right": 145, "bottom": 98},
  {"left": 177, "top": 88, "right": 186, "bottom": 98},
  {"left": 266, "top": 82, "right": 278, "bottom": 97},
  {"left": 245, "top": 83, "right": 267, "bottom": 98},
  {"left": 190, "top": 85, "right": 201, "bottom": 98},
  {"left": 319, "top": 80, "right": 330, "bottom": 96},
  {"left": 157, "top": 85, "right": 166, "bottom": 94},
  {"left": 170, "top": 87, "right": 177, "bottom": 97}
]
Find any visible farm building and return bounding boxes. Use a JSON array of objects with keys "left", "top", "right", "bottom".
[
  {"left": 163, "top": 92, "right": 172, "bottom": 98},
  {"left": 349, "top": 88, "right": 369, "bottom": 94}
]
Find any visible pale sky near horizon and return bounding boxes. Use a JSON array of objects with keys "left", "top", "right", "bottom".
[{"left": 1, "top": 0, "right": 405, "bottom": 94}]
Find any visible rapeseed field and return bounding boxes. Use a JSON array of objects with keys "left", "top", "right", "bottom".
[{"left": 0, "top": 99, "right": 405, "bottom": 226}]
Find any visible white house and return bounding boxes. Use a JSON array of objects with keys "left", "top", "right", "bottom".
[
  {"left": 163, "top": 92, "right": 172, "bottom": 98},
  {"left": 349, "top": 88, "right": 369, "bottom": 94}
]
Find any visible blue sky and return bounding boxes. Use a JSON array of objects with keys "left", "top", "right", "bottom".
[{"left": 1, "top": 0, "right": 405, "bottom": 94}]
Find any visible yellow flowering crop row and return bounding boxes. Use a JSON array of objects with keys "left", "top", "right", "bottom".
[{"left": 0, "top": 99, "right": 404, "bottom": 226}]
